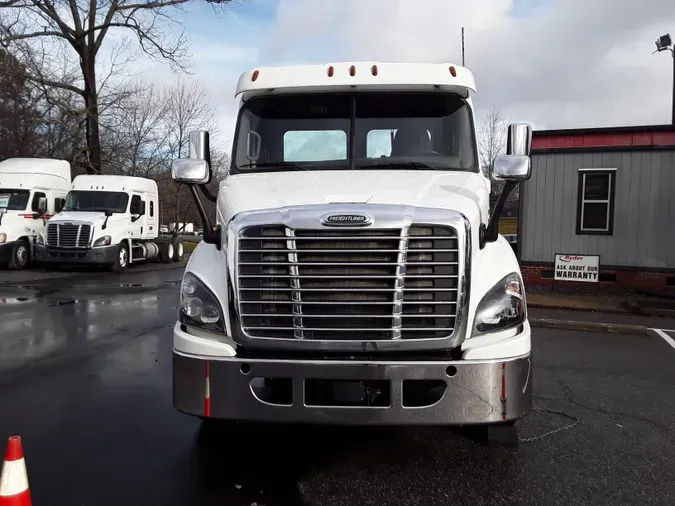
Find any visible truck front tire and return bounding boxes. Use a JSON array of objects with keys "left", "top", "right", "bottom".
[
  {"left": 111, "top": 242, "right": 129, "bottom": 273},
  {"left": 9, "top": 239, "right": 30, "bottom": 270}
]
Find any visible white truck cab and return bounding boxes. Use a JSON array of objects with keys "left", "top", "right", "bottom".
[
  {"left": 35, "top": 174, "right": 184, "bottom": 272},
  {"left": 171, "top": 62, "right": 533, "bottom": 444},
  {"left": 0, "top": 158, "right": 71, "bottom": 270}
]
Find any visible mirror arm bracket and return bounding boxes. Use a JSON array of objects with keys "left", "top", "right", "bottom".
[
  {"left": 199, "top": 184, "right": 218, "bottom": 203},
  {"left": 188, "top": 184, "right": 222, "bottom": 250},
  {"left": 481, "top": 180, "right": 518, "bottom": 248}
]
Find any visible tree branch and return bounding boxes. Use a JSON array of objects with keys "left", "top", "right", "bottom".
[{"left": 0, "top": 30, "right": 69, "bottom": 43}]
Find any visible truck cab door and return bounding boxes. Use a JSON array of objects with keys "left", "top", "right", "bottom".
[
  {"left": 146, "top": 195, "right": 157, "bottom": 238},
  {"left": 129, "top": 194, "right": 146, "bottom": 238}
]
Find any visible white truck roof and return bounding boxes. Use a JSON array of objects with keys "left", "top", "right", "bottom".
[
  {"left": 0, "top": 157, "right": 71, "bottom": 183},
  {"left": 71, "top": 174, "right": 158, "bottom": 194},
  {"left": 235, "top": 62, "right": 477, "bottom": 101}
]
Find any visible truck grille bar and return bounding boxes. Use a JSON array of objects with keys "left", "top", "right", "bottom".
[
  {"left": 46, "top": 223, "right": 91, "bottom": 248},
  {"left": 237, "top": 224, "right": 460, "bottom": 341}
]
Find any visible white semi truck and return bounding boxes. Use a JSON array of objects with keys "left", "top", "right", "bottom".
[
  {"left": 35, "top": 174, "right": 185, "bottom": 272},
  {"left": 0, "top": 158, "right": 71, "bottom": 270},
  {"left": 171, "top": 62, "right": 533, "bottom": 445}
]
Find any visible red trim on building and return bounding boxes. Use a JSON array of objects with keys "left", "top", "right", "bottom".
[{"left": 532, "top": 129, "right": 675, "bottom": 150}]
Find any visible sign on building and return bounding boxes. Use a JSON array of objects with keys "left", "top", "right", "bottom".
[{"left": 554, "top": 254, "right": 600, "bottom": 282}]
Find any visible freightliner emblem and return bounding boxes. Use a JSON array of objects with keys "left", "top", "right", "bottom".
[{"left": 321, "top": 214, "right": 372, "bottom": 227}]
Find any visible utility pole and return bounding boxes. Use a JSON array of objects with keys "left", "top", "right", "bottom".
[
  {"left": 654, "top": 33, "right": 674, "bottom": 124},
  {"left": 462, "top": 27, "right": 465, "bottom": 66}
]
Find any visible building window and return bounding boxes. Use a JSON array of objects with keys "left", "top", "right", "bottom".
[{"left": 576, "top": 169, "right": 616, "bottom": 235}]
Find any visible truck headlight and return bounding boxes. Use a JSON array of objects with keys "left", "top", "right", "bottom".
[
  {"left": 36, "top": 233, "right": 44, "bottom": 245},
  {"left": 179, "top": 272, "right": 225, "bottom": 333},
  {"left": 93, "top": 235, "right": 112, "bottom": 247},
  {"left": 0, "top": 233, "right": 6, "bottom": 244},
  {"left": 472, "top": 272, "right": 526, "bottom": 336}
]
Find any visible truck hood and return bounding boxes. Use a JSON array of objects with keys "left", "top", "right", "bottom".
[
  {"left": 220, "top": 170, "right": 489, "bottom": 225},
  {"left": 0, "top": 211, "right": 43, "bottom": 240},
  {"left": 49, "top": 211, "right": 127, "bottom": 228}
]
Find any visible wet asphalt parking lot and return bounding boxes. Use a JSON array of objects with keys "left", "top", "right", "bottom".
[{"left": 1, "top": 265, "right": 674, "bottom": 506}]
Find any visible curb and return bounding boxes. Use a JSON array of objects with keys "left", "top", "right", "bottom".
[
  {"left": 527, "top": 303, "right": 630, "bottom": 315},
  {"left": 529, "top": 317, "right": 653, "bottom": 336}
]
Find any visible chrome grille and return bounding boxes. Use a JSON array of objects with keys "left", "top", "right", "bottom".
[
  {"left": 46, "top": 223, "right": 91, "bottom": 248},
  {"left": 237, "top": 225, "right": 459, "bottom": 340}
]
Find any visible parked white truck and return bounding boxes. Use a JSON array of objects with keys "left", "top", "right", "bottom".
[
  {"left": 35, "top": 174, "right": 184, "bottom": 272},
  {"left": 0, "top": 158, "right": 71, "bottom": 270},
  {"left": 171, "top": 62, "right": 533, "bottom": 445}
]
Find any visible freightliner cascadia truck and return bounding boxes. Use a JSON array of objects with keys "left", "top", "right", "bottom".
[{"left": 170, "top": 62, "right": 533, "bottom": 445}]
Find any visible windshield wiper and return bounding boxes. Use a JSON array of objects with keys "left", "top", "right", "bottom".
[
  {"left": 238, "top": 162, "right": 309, "bottom": 170},
  {"left": 355, "top": 161, "right": 440, "bottom": 170}
]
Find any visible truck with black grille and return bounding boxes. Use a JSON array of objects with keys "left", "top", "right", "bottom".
[{"left": 171, "top": 62, "right": 533, "bottom": 445}]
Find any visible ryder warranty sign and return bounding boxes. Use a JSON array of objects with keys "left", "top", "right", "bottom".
[{"left": 554, "top": 254, "right": 600, "bottom": 283}]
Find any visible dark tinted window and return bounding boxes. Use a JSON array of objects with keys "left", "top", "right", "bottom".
[
  {"left": 232, "top": 92, "right": 477, "bottom": 173},
  {"left": 63, "top": 191, "right": 129, "bottom": 213},
  {"left": 0, "top": 189, "right": 30, "bottom": 211}
]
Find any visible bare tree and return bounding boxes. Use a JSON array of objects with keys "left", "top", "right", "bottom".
[
  {"left": 160, "top": 78, "right": 222, "bottom": 232},
  {"left": 0, "top": 0, "right": 240, "bottom": 174},
  {"left": 103, "top": 82, "right": 171, "bottom": 177},
  {"left": 477, "top": 106, "right": 511, "bottom": 203}
]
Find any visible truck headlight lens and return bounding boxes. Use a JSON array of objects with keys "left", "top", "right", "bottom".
[
  {"left": 36, "top": 233, "right": 44, "bottom": 245},
  {"left": 472, "top": 272, "right": 526, "bottom": 336},
  {"left": 0, "top": 233, "right": 6, "bottom": 244},
  {"left": 179, "top": 272, "right": 224, "bottom": 333},
  {"left": 93, "top": 235, "right": 112, "bottom": 247}
]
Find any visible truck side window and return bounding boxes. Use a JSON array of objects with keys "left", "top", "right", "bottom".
[
  {"left": 31, "top": 192, "right": 46, "bottom": 212},
  {"left": 283, "top": 130, "right": 347, "bottom": 162},
  {"left": 55, "top": 198, "right": 64, "bottom": 213},
  {"left": 367, "top": 129, "right": 396, "bottom": 158},
  {"left": 130, "top": 195, "right": 142, "bottom": 214},
  {"left": 150, "top": 201, "right": 154, "bottom": 217}
]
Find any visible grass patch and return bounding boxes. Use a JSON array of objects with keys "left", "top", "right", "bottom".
[
  {"left": 499, "top": 217, "right": 518, "bottom": 235},
  {"left": 183, "top": 241, "right": 199, "bottom": 253}
]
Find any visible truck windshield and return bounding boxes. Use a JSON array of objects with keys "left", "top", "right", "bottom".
[
  {"left": 231, "top": 92, "right": 478, "bottom": 173},
  {"left": 63, "top": 191, "right": 129, "bottom": 213},
  {"left": 0, "top": 189, "right": 30, "bottom": 211}
]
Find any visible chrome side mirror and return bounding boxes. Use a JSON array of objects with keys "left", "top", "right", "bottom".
[
  {"left": 171, "top": 159, "right": 210, "bottom": 184},
  {"left": 37, "top": 196, "right": 48, "bottom": 214},
  {"left": 506, "top": 123, "right": 532, "bottom": 157},
  {"left": 492, "top": 154, "right": 531, "bottom": 182},
  {"left": 189, "top": 130, "right": 211, "bottom": 163}
]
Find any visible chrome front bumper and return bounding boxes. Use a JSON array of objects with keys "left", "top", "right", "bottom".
[{"left": 173, "top": 350, "right": 532, "bottom": 426}]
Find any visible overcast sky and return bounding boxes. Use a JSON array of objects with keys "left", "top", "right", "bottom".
[{"left": 133, "top": 0, "right": 675, "bottom": 147}]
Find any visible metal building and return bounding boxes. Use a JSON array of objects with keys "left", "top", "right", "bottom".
[{"left": 517, "top": 124, "right": 675, "bottom": 290}]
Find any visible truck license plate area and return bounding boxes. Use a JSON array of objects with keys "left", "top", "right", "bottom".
[{"left": 305, "top": 379, "right": 391, "bottom": 407}]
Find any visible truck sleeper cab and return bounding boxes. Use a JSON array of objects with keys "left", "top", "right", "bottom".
[
  {"left": 0, "top": 158, "right": 70, "bottom": 270},
  {"left": 171, "top": 62, "right": 533, "bottom": 440},
  {"left": 35, "top": 175, "right": 184, "bottom": 272}
]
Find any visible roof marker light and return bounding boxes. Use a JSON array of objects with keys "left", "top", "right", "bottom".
[
  {"left": 449, "top": 66, "right": 457, "bottom": 77},
  {"left": 371, "top": 65, "right": 378, "bottom": 76},
  {"left": 252, "top": 70, "right": 260, "bottom": 82},
  {"left": 327, "top": 66, "right": 334, "bottom": 77},
  {"left": 349, "top": 65, "right": 356, "bottom": 77}
]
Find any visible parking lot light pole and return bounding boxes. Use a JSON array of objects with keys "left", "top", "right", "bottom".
[{"left": 654, "top": 33, "right": 674, "bottom": 125}]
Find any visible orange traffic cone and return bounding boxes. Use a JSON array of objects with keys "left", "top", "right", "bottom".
[{"left": 0, "top": 436, "right": 32, "bottom": 505}]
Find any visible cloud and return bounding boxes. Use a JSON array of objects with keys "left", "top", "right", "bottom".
[
  {"left": 255, "top": 0, "right": 675, "bottom": 129},
  {"left": 109, "top": 0, "right": 674, "bottom": 152}
]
